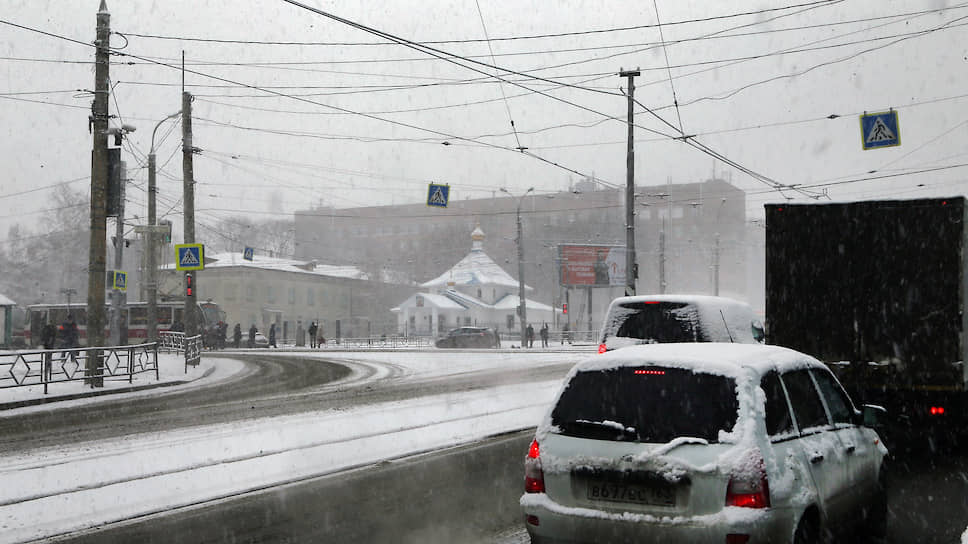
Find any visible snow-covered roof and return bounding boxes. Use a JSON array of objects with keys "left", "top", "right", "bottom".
[
  {"left": 163, "top": 252, "right": 368, "bottom": 281},
  {"left": 391, "top": 292, "right": 467, "bottom": 312},
  {"left": 421, "top": 249, "right": 526, "bottom": 290},
  {"left": 0, "top": 293, "right": 15, "bottom": 306},
  {"left": 493, "top": 293, "right": 556, "bottom": 313}
]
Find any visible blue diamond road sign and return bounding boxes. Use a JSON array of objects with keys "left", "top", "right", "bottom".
[
  {"left": 427, "top": 183, "right": 449, "bottom": 208},
  {"left": 113, "top": 271, "right": 127, "bottom": 291},
  {"left": 860, "top": 110, "right": 900, "bottom": 150},
  {"left": 243, "top": 247, "right": 254, "bottom": 261}
]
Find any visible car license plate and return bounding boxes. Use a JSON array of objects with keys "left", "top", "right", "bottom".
[{"left": 586, "top": 481, "right": 676, "bottom": 506}]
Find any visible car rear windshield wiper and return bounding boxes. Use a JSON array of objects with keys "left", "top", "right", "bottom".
[{"left": 558, "top": 419, "right": 639, "bottom": 441}]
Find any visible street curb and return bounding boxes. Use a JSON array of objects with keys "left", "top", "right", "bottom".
[{"left": 0, "top": 365, "right": 216, "bottom": 411}]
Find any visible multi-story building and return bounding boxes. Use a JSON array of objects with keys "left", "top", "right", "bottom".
[{"left": 294, "top": 178, "right": 751, "bottom": 331}]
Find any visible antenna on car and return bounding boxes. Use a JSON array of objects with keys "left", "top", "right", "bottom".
[{"left": 719, "top": 309, "right": 736, "bottom": 343}]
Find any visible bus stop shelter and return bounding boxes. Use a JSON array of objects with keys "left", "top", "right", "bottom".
[{"left": 0, "top": 293, "right": 14, "bottom": 348}]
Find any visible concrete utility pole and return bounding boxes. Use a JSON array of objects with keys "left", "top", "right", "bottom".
[
  {"left": 182, "top": 90, "right": 197, "bottom": 336},
  {"left": 110, "top": 160, "right": 125, "bottom": 345},
  {"left": 85, "top": 0, "right": 110, "bottom": 386},
  {"left": 146, "top": 111, "right": 180, "bottom": 343},
  {"left": 620, "top": 68, "right": 640, "bottom": 297},
  {"left": 502, "top": 187, "right": 533, "bottom": 346}
]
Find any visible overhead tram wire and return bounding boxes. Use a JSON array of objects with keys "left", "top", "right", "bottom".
[
  {"left": 652, "top": 0, "right": 685, "bottom": 136},
  {"left": 474, "top": 0, "right": 524, "bottom": 152},
  {"left": 121, "top": 1, "right": 840, "bottom": 46},
  {"left": 0, "top": 17, "right": 625, "bottom": 186}
]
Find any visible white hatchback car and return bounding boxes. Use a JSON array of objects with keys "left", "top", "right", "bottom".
[{"left": 521, "top": 343, "right": 887, "bottom": 544}]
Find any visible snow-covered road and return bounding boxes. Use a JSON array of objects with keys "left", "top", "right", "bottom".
[{"left": 0, "top": 350, "right": 584, "bottom": 543}]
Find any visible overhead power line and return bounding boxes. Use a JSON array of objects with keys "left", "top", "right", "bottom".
[{"left": 117, "top": 1, "right": 840, "bottom": 46}]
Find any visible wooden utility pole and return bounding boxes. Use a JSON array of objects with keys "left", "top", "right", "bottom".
[
  {"left": 182, "top": 89, "right": 197, "bottom": 336},
  {"left": 620, "top": 69, "right": 640, "bottom": 297},
  {"left": 85, "top": 0, "right": 110, "bottom": 386}
]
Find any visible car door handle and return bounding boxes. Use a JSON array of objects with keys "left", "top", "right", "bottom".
[
  {"left": 845, "top": 444, "right": 856, "bottom": 454},
  {"left": 810, "top": 453, "right": 825, "bottom": 464}
]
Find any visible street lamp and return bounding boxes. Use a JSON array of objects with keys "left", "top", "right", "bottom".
[
  {"left": 501, "top": 186, "right": 534, "bottom": 347},
  {"left": 146, "top": 111, "right": 180, "bottom": 343}
]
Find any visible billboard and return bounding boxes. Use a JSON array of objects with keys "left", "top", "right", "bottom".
[{"left": 559, "top": 244, "right": 627, "bottom": 287}]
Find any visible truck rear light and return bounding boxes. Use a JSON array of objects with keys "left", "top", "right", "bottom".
[
  {"left": 725, "top": 449, "right": 770, "bottom": 508},
  {"left": 525, "top": 439, "right": 545, "bottom": 493},
  {"left": 598, "top": 343, "right": 607, "bottom": 354},
  {"left": 930, "top": 406, "right": 945, "bottom": 415}
]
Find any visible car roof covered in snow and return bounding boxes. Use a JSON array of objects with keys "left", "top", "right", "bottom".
[{"left": 573, "top": 342, "right": 821, "bottom": 379}]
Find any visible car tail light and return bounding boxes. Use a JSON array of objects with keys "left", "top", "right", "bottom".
[
  {"left": 598, "top": 343, "right": 607, "bottom": 354},
  {"left": 525, "top": 439, "right": 545, "bottom": 493},
  {"left": 725, "top": 449, "right": 770, "bottom": 508}
]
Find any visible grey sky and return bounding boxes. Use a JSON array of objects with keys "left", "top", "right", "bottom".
[{"left": 1, "top": 1, "right": 966, "bottom": 243}]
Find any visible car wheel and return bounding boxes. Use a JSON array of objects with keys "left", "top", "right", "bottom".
[{"left": 793, "top": 511, "right": 820, "bottom": 544}]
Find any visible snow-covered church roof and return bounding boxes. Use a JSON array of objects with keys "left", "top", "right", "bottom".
[{"left": 420, "top": 225, "right": 530, "bottom": 291}]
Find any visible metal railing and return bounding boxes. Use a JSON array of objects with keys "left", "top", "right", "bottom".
[
  {"left": 0, "top": 343, "right": 159, "bottom": 395},
  {"left": 159, "top": 331, "right": 203, "bottom": 371},
  {"left": 311, "top": 335, "right": 436, "bottom": 349}
]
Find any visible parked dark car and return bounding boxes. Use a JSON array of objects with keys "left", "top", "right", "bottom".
[{"left": 435, "top": 327, "right": 501, "bottom": 348}]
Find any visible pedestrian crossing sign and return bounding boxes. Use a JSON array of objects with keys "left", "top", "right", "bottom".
[
  {"left": 243, "top": 247, "right": 254, "bottom": 261},
  {"left": 175, "top": 244, "right": 204, "bottom": 271},
  {"left": 112, "top": 270, "right": 127, "bottom": 291},
  {"left": 860, "top": 110, "right": 900, "bottom": 150},
  {"left": 427, "top": 183, "right": 450, "bottom": 208}
]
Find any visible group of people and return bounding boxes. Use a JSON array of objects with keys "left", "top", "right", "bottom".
[
  {"left": 524, "top": 322, "right": 551, "bottom": 348},
  {"left": 221, "top": 320, "right": 325, "bottom": 349}
]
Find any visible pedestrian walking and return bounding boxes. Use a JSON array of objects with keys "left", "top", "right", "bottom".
[
  {"left": 59, "top": 314, "right": 80, "bottom": 363},
  {"left": 233, "top": 323, "right": 242, "bottom": 348},
  {"left": 540, "top": 323, "right": 549, "bottom": 348},
  {"left": 269, "top": 323, "right": 277, "bottom": 348},
  {"left": 248, "top": 324, "right": 257, "bottom": 348},
  {"left": 526, "top": 323, "right": 535, "bottom": 348},
  {"left": 42, "top": 321, "right": 57, "bottom": 380},
  {"left": 308, "top": 321, "right": 318, "bottom": 348}
]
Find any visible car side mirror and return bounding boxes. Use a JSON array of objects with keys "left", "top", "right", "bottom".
[{"left": 861, "top": 404, "right": 887, "bottom": 427}]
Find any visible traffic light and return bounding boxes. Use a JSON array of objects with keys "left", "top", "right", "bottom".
[
  {"left": 185, "top": 273, "right": 193, "bottom": 297},
  {"left": 562, "top": 303, "right": 568, "bottom": 314},
  {"left": 160, "top": 220, "right": 172, "bottom": 244}
]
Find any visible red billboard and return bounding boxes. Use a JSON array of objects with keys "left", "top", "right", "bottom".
[{"left": 559, "top": 245, "right": 627, "bottom": 287}]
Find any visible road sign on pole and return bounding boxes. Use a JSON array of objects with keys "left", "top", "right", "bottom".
[
  {"left": 427, "top": 183, "right": 449, "bottom": 208},
  {"left": 112, "top": 271, "right": 127, "bottom": 291},
  {"left": 860, "top": 110, "right": 900, "bottom": 150},
  {"left": 175, "top": 244, "right": 204, "bottom": 271},
  {"left": 243, "top": 247, "right": 254, "bottom": 261}
]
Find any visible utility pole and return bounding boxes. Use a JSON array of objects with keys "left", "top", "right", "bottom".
[
  {"left": 85, "top": 0, "right": 110, "bottom": 386},
  {"left": 502, "top": 187, "right": 533, "bottom": 347},
  {"left": 182, "top": 89, "right": 197, "bottom": 336},
  {"left": 110, "top": 160, "right": 125, "bottom": 345},
  {"left": 146, "top": 111, "right": 180, "bottom": 344},
  {"left": 620, "top": 68, "right": 639, "bottom": 297}
]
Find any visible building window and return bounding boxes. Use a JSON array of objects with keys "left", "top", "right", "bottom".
[
  {"left": 477, "top": 288, "right": 482, "bottom": 299},
  {"left": 288, "top": 287, "right": 296, "bottom": 305},
  {"left": 246, "top": 285, "right": 256, "bottom": 302},
  {"left": 307, "top": 287, "right": 315, "bottom": 306},
  {"left": 464, "top": 316, "right": 471, "bottom": 325},
  {"left": 672, "top": 206, "right": 684, "bottom": 219},
  {"left": 266, "top": 285, "right": 275, "bottom": 304},
  {"left": 224, "top": 283, "right": 238, "bottom": 302}
]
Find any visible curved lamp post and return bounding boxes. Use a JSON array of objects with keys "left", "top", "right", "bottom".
[
  {"left": 501, "top": 187, "right": 534, "bottom": 346},
  {"left": 146, "top": 111, "right": 181, "bottom": 343}
]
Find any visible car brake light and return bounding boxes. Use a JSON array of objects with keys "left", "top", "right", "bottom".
[
  {"left": 598, "top": 343, "right": 607, "bottom": 354},
  {"left": 725, "top": 449, "right": 770, "bottom": 508},
  {"left": 525, "top": 439, "right": 545, "bottom": 493}
]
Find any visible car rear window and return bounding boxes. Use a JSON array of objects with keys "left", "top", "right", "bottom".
[
  {"left": 551, "top": 366, "right": 738, "bottom": 443},
  {"left": 603, "top": 302, "right": 701, "bottom": 344}
]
